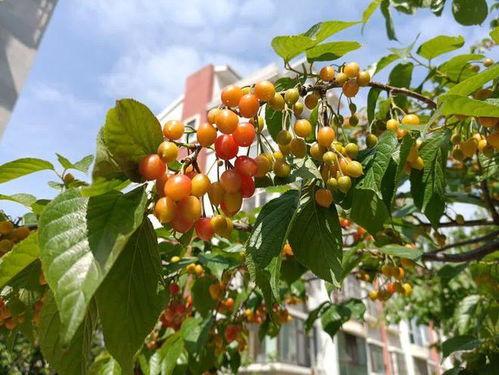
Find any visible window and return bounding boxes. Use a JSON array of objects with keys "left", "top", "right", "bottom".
[
  {"left": 391, "top": 351, "right": 407, "bottom": 375},
  {"left": 368, "top": 343, "right": 385, "bottom": 374},
  {"left": 409, "top": 319, "right": 428, "bottom": 346},
  {"left": 413, "top": 358, "right": 429, "bottom": 375},
  {"left": 249, "top": 317, "right": 316, "bottom": 367},
  {"left": 338, "top": 331, "right": 368, "bottom": 375}
]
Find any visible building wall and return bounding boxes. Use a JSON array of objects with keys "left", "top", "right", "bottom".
[{"left": 0, "top": 0, "right": 58, "bottom": 138}]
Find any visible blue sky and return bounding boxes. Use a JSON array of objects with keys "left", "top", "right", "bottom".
[{"left": 0, "top": 0, "right": 497, "bottom": 218}]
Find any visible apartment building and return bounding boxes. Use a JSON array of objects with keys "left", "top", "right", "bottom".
[{"left": 156, "top": 63, "right": 443, "bottom": 375}]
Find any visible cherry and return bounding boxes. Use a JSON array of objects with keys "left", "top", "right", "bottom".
[
  {"left": 269, "top": 93, "right": 285, "bottom": 111},
  {"left": 169, "top": 283, "right": 180, "bottom": 295},
  {"left": 211, "top": 215, "right": 228, "bottom": 235},
  {"left": 273, "top": 160, "right": 291, "bottom": 177},
  {"left": 165, "top": 174, "right": 192, "bottom": 201},
  {"left": 293, "top": 102, "right": 304, "bottom": 116},
  {"left": 224, "top": 324, "right": 239, "bottom": 343},
  {"left": 386, "top": 119, "right": 399, "bottom": 131},
  {"left": 154, "top": 197, "right": 176, "bottom": 223},
  {"left": 195, "top": 218, "right": 214, "bottom": 241},
  {"left": 208, "top": 181, "right": 225, "bottom": 206},
  {"left": 294, "top": 119, "right": 312, "bottom": 138},
  {"left": 343, "top": 62, "right": 360, "bottom": 78},
  {"left": 254, "top": 80, "right": 275, "bottom": 102},
  {"left": 215, "top": 134, "right": 239, "bottom": 160},
  {"left": 207, "top": 108, "right": 220, "bottom": 124},
  {"left": 239, "top": 175, "right": 255, "bottom": 198},
  {"left": 402, "top": 114, "right": 420, "bottom": 125},
  {"left": 155, "top": 173, "right": 169, "bottom": 196},
  {"left": 139, "top": 154, "right": 166, "bottom": 180},
  {"left": 277, "top": 130, "right": 292, "bottom": 146},
  {"left": 232, "top": 122, "right": 256, "bottom": 147},
  {"left": 317, "top": 127, "right": 335, "bottom": 147},
  {"left": 238, "top": 94, "right": 259, "bottom": 118},
  {"left": 222, "top": 192, "right": 242, "bottom": 215},
  {"left": 171, "top": 216, "right": 193, "bottom": 233},
  {"left": 335, "top": 72, "right": 348, "bottom": 85},
  {"left": 284, "top": 88, "right": 299, "bottom": 105},
  {"left": 342, "top": 80, "right": 359, "bottom": 97},
  {"left": 216, "top": 109, "right": 239, "bottom": 134},
  {"left": 290, "top": 138, "right": 307, "bottom": 158},
  {"left": 345, "top": 161, "right": 363, "bottom": 178},
  {"left": 221, "top": 85, "right": 243, "bottom": 107},
  {"left": 357, "top": 71, "right": 370, "bottom": 86},
  {"left": 176, "top": 196, "right": 202, "bottom": 222},
  {"left": 305, "top": 92, "right": 320, "bottom": 109},
  {"left": 310, "top": 143, "right": 325, "bottom": 161},
  {"left": 163, "top": 120, "right": 185, "bottom": 140},
  {"left": 337, "top": 176, "right": 352, "bottom": 193},
  {"left": 157, "top": 141, "right": 179, "bottom": 163},
  {"left": 197, "top": 122, "right": 217, "bottom": 147},
  {"left": 254, "top": 154, "right": 272, "bottom": 177},
  {"left": 235, "top": 156, "right": 257, "bottom": 177},
  {"left": 220, "top": 169, "right": 242, "bottom": 193},
  {"left": 191, "top": 174, "right": 211, "bottom": 197},
  {"left": 319, "top": 66, "right": 335, "bottom": 81},
  {"left": 315, "top": 188, "right": 333, "bottom": 208}
]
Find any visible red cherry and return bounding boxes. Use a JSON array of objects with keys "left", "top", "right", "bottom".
[
  {"left": 235, "top": 156, "right": 258, "bottom": 177},
  {"left": 195, "top": 218, "right": 215, "bottom": 241},
  {"left": 169, "top": 283, "right": 180, "bottom": 295},
  {"left": 240, "top": 175, "right": 255, "bottom": 198},
  {"left": 171, "top": 216, "right": 193, "bottom": 233},
  {"left": 215, "top": 134, "right": 239, "bottom": 160},
  {"left": 232, "top": 122, "right": 256, "bottom": 147}
]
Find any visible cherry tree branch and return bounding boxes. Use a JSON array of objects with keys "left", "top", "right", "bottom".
[{"left": 421, "top": 240, "right": 499, "bottom": 262}]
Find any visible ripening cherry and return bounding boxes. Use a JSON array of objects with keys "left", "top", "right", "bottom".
[
  {"left": 254, "top": 154, "right": 272, "bottom": 177},
  {"left": 240, "top": 175, "right": 256, "bottom": 198},
  {"left": 315, "top": 188, "right": 333, "bottom": 208},
  {"left": 284, "top": 88, "right": 300, "bottom": 105},
  {"left": 345, "top": 161, "right": 363, "bottom": 178},
  {"left": 277, "top": 130, "right": 292, "bottom": 146},
  {"left": 139, "top": 154, "right": 166, "bottom": 180},
  {"left": 154, "top": 197, "right": 176, "bottom": 223},
  {"left": 273, "top": 160, "right": 291, "bottom": 177},
  {"left": 337, "top": 176, "right": 352, "bottom": 193},
  {"left": 221, "top": 84, "right": 243, "bottom": 107},
  {"left": 345, "top": 143, "right": 359, "bottom": 159},
  {"left": 165, "top": 174, "right": 192, "bottom": 201},
  {"left": 197, "top": 122, "right": 217, "bottom": 147},
  {"left": 254, "top": 80, "right": 275, "bottom": 102},
  {"left": 232, "top": 122, "right": 256, "bottom": 146},
  {"left": 157, "top": 141, "right": 179, "bottom": 163},
  {"left": 216, "top": 109, "right": 239, "bottom": 134},
  {"left": 207, "top": 108, "right": 220, "bottom": 124},
  {"left": 195, "top": 218, "right": 214, "bottom": 241},
  {"left": 335, "top": 72, "right": 348, "bottom": 85},
  {"left": 225, "top": 324, "right": 239, "bottom": 343},
  {"left": 342, "top": 80, "right": 359, "bottom": 97},
  {"left": 171, "top": 215, "right": 193, "bottom": 233},
  {"left": 290, "top": 138, "right": 307, "bottom": 158},
  {"left": 215, "top": 134, "right": 239, "bottom": 160},
  {"left": 357, "top": 71, "right": 371, "bottom": 86},
  {"left": 488, "top": 132, "right": 499, "bottom": 149},
  {"left": 402, "top": 114, "right": 420, "bottom": 125},
  {"left": 293, "top": 102, "right": 304, "bottom": 116},
  {"left": 163, "top": 120, "right": 185, "bottom": 140},
  {"left": 155, "top": 173, "right": 169, "bottom": 196},
  {"left": 235, "top": 156, "right": 258, "bottom": 177},
  {"left": 305, "top": 92, "right": 320, "bottom": 109},
  {"left": 239, "top": 94, "right": 260, "bottom": 118},
  {"left": 169, "top": 283, "right": 180, "bottom": 295},
  {"left": 310, "top": 143, "right": 325, "bottom": 161},
  {"left": 269, "top": 93, "right": 285, "bottom": 111},
  {"left": 317, "top": 127, "right": 335, "bottom": 147},
  {"left": 220, "top": 169, "right": 242, "bottom": 193},
  {"left": 191, "top": 174, "right": 211, "bottom": 197},
  {"left": 343, "top": 62, "right": 360, "bottom": 78},
  {"left": 386, "top": 119, "right": 399, "bottom": 131},
  {"left": 478, "top": 117, "right": 499, "bottom": 128},
  {"left": 208, "top": 181, "right": 225, "bottom": 206},
  {"left": 211, "top": 215, "right": 228, "bottom": 236},
  {"left": 320, "top": 66, "right": 335, "bottom": 81},
  {"left": 294, "top": 119, "right": 312, "bottom": 138},
  {"left": 176, "top": 196, "right": 202, "bottom": 222},
  {"left": 222, "top": 192, "right": 243, "bottom": 215}
]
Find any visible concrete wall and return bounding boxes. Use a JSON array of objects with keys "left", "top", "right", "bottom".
[{"left": 0, "top": 0, "right": 57, "bottom": 138}]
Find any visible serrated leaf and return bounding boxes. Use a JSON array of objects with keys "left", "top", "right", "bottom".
[
  {"left": 288, "top": 188, "right": 343, "bottom": 285},
  {"left": 439, "top": 95, "right": 499, "bottom": 117},
  {"left": 89, "top": 354, "right": 122, "bottom": 375},
  {"left": 96, "top": 219, "right": 164, "bottom": 373},
  {"left": 438, "top": 54, "right": 485, "bottom": 81},
  {"left": 40, "top": 292, "right": 97, "bottom": 375},
  {"left": 103, "top": 99, "right": 163, "bottom": 181},
  {"left": 181, "top": 316, "right": 213, "bottom": 354},
  {"left": 0, "top": 158, "right": 54, "bottom": 184},
  {"left": 373, "top": 54, "right": 400, "bottom": 76},
  {"left": 0, "top": 193, "right": 37, "bottom": 208},
  {"left": 417, "top": 35, "right": 464, "bottom": 60},
  {"left": 350, "top": 189, "right": 389, "bottom": 233},
  {"left": 73, "top": 155, "right": 94, "bottom": 174},
  {"left": 445, "top": 64, "right": 499, "bottom": 97},
  {"left": 454, "top": 295, "right": 483, "bottom": 335},
  {"left": 0, "top": 232, "right": 40, "bottom": 288},
  {"left": 149, "top": 332, "right": 183, "bottom": 375},
  {"left": 321, "top": 299, "right": 365, "bottom": 340},
  {"left": 271, "top": 21, "right": 358, "bottom": 62},
  {"left": 452, "top": 0, "right": 487, "bottom": 26},
  {"left": 306, "top": 41, "right": 361, "bottom": 62},
  {"left": 191, "top": 277, "right": 217, "bottom": 317},
  {"left": 57, "top": 153, "right": 74, "bottom": 170},
  {"left": 81, "top": 177, "right": 131, "bottom": 197},
  {"left": 39, "top": 187, "right": 147, "bottom": 345},
  {"left": 442, "top": 335, "right": 481, "bottom": 358}
]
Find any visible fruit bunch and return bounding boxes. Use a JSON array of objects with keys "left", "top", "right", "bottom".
[
  {"left": 0, "top": 220, "right": 30, "bottom": 256},
  {"left": 366, "top": 262, "right": 413, "bottom": 302},
  {"left": 160, "top": 283, "right": 192, "bottom": 331}
]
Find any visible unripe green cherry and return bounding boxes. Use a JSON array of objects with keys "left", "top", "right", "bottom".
[
  {"left": 366, "top": 134, "right": 378, "bottom": 148},
  {"left": 277, "top": 130, "right": 292, "bottom": 146},
  {"left": 323, "top": 151, "right": 336, "bottom": 165},
  {"left": 284, "top": 88, "right": 300, "bottom": 105},
  {"left": 345, "top": 143, "right": 359, "bottom": 159},
  {"left": 338, "top": 176, "right": 352, "bottom": 193}
]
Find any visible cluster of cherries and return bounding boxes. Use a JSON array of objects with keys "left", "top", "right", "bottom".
[
  {"left": 0, "top": 220, "right": 30, "bottom": 255},
  {"left": 159, "top": 282, "right": 192, "bottom": 332},
  {"left": 450, "top": 117, "right": 499, "bottom": 161},
  {"left": 365, "top": 261, "right": 413, "bottom": 302}
]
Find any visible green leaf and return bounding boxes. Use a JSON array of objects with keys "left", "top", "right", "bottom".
[
  {"left": 288, "top": 188, "right": 343, "bottom": 285},
  {"left": 57, "top": 153, "right": 74, "bottom": 170},
  {"left": 280, "top": 256, "right": 307, "bottom": 285},
  {"left": 417, "top": 35, "right": 464, "bottom": 60},
  {"left": 381, "top": 0, "right": 397, "bottom": 41},
  {"left": 491, "top": 27, "right": 499, "bottom": 44},
  {"left": 89, "top": 354, "right": 122, "bottom": 375},
  {"left": 0, "top": 232, "right": 40, "bottom": 288},
  {"left": 367, "top": 88, "right": 381, "bottom": 125},
  {"left": 181, "top": 316, "right": 213, "bottom": 354},
  {"left": 81, "top": 177, "right": 131, "bottom": 197},
  {"left": 0, "top": 158, "right": 54, "bottom": 184},
  {"left": 321, "top": 299, "right": 365, "bottom": 340},
  {"left": 40, "top": 292, "right": 97, "bottom": 375},
  {"left": 92, "top": 128, "right": 125, "bottom": 181},
  {"left": 73, "top": 155, "right": 95, "bottom": 174},
  {"left": 393, "top": 135, "right": 415, "bottom": 198},
  {"left": 38, "top": 187, "right": 147, "bottom": 345},
  {"left": 373, "top": 54, "right": 400, "bottom": 76},
  {"left": 103, "top": 99, "right": 164, "bottom": 181},
  {"left": 191, "top": 277, "right": 217, "bottom": 317},
  {"left": 452, "top": 0, "right": 487, "bottom": 26},
  {"left": 357, "top": 131, "right": 398, "bottom": 197},
  {"left": 442, "top": 335, "right": 480, "bottom": 358},
  {"left": 438, "top": 54, "right": 484, "bottom": 81},
  {"left": 96, "top": 219, "right": 164, "bottom": 373},
  {"left": 454, "top": 295, "right": 483, "bottom": 335},
  {"left": 306, "top": 41, "right": 361, "bottom": 62},
  {"left": 305, "top": 301, "right": 331, "bottom": 332},
  {"left": 350, "top": 189, "right": 389, "bottom": 233},
  {"left": 388, "top": 63, "right": 414, "bottom": 107},
  {"left": 379, "top": 244, "right": 423, "bottom": 260},
  {"left": 362, "top": 0, "right": 382, "bottom": 29},
  {"left": 271, "top": 21, "right": 358, "bottom": 62},
  {"left": 410, "top": 130, "right": 450, "bottom": 227},
  {"left": 439, "top": 95, "right": 499, "bottom": 117},
  {"left": 264, "top": 105, "right": 283, "bottom": 143},
  {"left": 149, "top": 332, "right": 183, "bottom": 375},
  {"left": 0, "top": 193, "right": 37, "bottom": 208},
  {"left": 445, "top": 64, "right": 499, "bottom": 97}
]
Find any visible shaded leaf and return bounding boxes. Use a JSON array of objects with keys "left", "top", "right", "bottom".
[
  {"left": 0, "top": 232, "right": 40, "bottom": 288},
  {"left": 306, "top": 41, "right": 361, "bottom": 62},
  {"left": 452, "top": 0, "right": 487, "bottom": 26}
]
